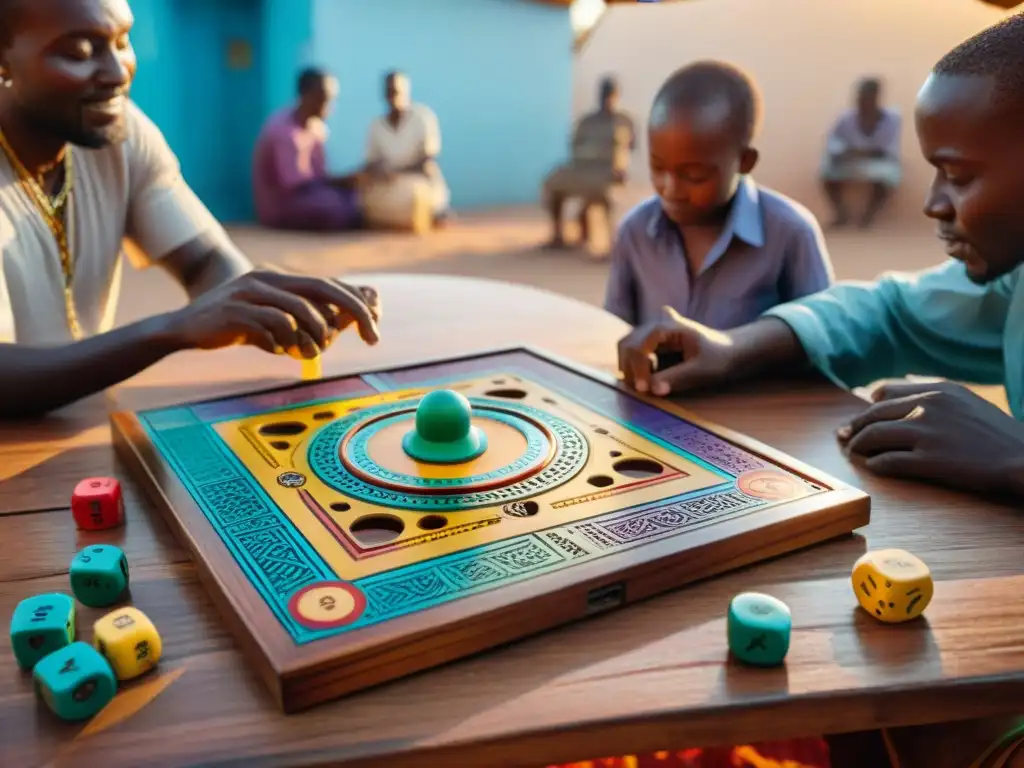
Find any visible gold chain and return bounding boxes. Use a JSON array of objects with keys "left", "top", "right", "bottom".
[{"left": 0, "top": 129, "right": 82, "bottom": 339}]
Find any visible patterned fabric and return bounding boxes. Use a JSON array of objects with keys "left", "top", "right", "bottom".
[{"left": 547, "top": 739, "right": 831, "bottom": 768}]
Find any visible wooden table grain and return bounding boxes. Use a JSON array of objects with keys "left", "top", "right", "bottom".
[{"left": 1, "top": 274, "right": 1022, "bottom": 768}]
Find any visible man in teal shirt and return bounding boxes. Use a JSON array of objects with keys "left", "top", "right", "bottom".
[
  {"left": 617, "top": 14, "right": 1024, "bottom": 765},
  {"left": 619, "top": 13, "right": 1024, "bottom": 500}
]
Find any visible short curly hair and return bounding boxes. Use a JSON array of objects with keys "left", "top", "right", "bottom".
[
  {"left": 649, "top": 60, "right": 762, "bottom": 146},
  {"left": 933, "top": 12, "right": 1024, "bottom": 108}
]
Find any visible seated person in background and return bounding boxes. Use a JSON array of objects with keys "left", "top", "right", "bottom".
[
  {"left": 604, "top": 61, "right": 834, "bottom": 339},
  {"left": 820, "top": 77, "right": 902, "bottom": 230},
  {"left": 253, "top": 67, "right": 365, "bottom": 232},
  {"left": 0, "top": 3, "right": 379, "bottom": 418},
  {"left": 615, "top": 15, "right": 1024, "bottom": 766},
  {"left": 542, "top": 76, "right": 636, "bottom": 251},
  {"left": 361, "top": 71, "right": 450, "bottom": 234}
]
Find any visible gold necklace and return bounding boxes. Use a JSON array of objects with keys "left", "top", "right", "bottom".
[{"left": 0, "top": 130, "right": 82, "bottom": 339}]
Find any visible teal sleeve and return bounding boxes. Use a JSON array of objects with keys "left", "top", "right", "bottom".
[{"left": 762, "top": 259, "right": 1013, "bottom": 389}]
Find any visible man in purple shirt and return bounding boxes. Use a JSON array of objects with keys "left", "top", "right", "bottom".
[
  {"left": 604, "top": 62, "right": 834, "bottom": 332},
  {"left": 252, "top": 68, "right": 363, "bottom": 231},
  {"left": 820, "top": 77, "right": 902, "bottom": 230}
]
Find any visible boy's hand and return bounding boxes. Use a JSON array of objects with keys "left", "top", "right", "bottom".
[
  {"left": 162, "top": 270, "right": 381, "bottom": 359},
  {"left": 838, "top": 380, "right": 1024, "bottom": 494},
  {"left": 617, "top": 307, "right": 737, "bottom": 396}
]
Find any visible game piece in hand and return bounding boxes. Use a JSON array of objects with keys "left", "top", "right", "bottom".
[
  {"left": 10, "top": 593, "right": 75, "bottom": 670},
  {"left": 93, "top": 606, "right": 162, "bottom": 681},
  {"left": 34, "top": 641, "right": 116, "bottom": 721},
  {"left": 727, "top": 592, "right": 792, "bottom": 667},
  {"left": 301, "top": 354, "right": 322, "bottom": 381},
  {"left": 852, "top": 548, "right": 933, "bottom": 623},
  {"left": 70, "top": 545, "right": 130, "bottom": 608},
  {"left": 71, "top": 477, "right": 124, "bottom": 531}
]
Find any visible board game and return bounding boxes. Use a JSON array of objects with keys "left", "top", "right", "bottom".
[{"left": 110, "top": 347, "right": 870, "bottom": 712}]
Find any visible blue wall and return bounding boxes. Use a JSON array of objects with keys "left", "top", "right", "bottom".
[
  {"left": 263, "top": 0, "right": 314, "bottom": 118},
  {"left": 128, "top": 0, "right": 574, "bottom": 218},
  {"left": 311, "top": 0, "right": 574, "bottom": 209},
  {"left": 128, "top": 0, "right": 181, "bottom": 140}
]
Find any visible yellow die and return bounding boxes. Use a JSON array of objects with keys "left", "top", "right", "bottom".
[
  {"left": 92, "top": 606, "right": 162, "bottom": 680},
  {"left": 851, "top": 548, "right": 934, "bottom": 624}
]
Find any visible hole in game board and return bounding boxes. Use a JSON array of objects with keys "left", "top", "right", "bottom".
[
  {"left": 609, "top": 450, "right": 622, "bottom": 457},
  {"left": 331, "top": 502, "right": 351, "bottom": 512},
  {"left": 503, "top": 501, "right": 539, "bottom": 517},
  {"left": 587, "top": 475, "right": 614, "bottom": 488},
  {"left": 258, "top": 421, "right": 307, "bottom": 437},
  {"left": 350, "top": 515, "right": 404, "bottom": 546},
  {"left": 269, "top": 440, "right": 290, "bottom": 450},
  {"left": 542, "top": 397, "right": 557, "bottom": 405},
  {"left": 484, "top": 388, "right": 528, "bottom": 400},
  {"left": 418, "top": 515, "right": 447, "bottom": 531},
  {"left": 613, "top": 458, "right": 664, "bottom": 479},
  {"left": 313, "top": 411, "right": 335, "bottom": 421}
]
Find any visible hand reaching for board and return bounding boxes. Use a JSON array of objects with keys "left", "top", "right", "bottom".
[{"left": 161, "top": 269, "right": 381, "bottom": 359}]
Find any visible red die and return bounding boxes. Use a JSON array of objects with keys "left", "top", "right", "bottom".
[{"left": 71, "top": 477, "right": 124, "bottom": 531}]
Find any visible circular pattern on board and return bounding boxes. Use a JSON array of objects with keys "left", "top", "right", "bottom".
[
  {"left": 288, "top": 581, "right": 366, "bottom": 629},
  {"left": 737, "top": 469, "right": 802, "bottom": 501},
  {"left": 343, "top": 408, "right": 551, "bottom": 492},
  {"left": 307, "top": 397, "right": 589, "bottom": 510}
]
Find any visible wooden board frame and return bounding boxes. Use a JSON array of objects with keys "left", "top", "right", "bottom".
[{"left": 110, "top": 345, "right": 871, "bottom": 713}]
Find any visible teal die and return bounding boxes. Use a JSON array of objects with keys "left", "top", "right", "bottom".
[
  {"left": 9, "top": 593, "right": 75, "bottom": 670},
  {"left": 727, "top": 592, "right": 792, "bottom": 667},
  {"left": 70, "top": 545, "right": 129, "bottom": 608},
  {"left": 33, "top": 641, "right": 117, "bottom": 721}
]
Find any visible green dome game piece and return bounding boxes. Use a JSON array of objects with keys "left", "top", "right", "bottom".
[
  {"left": 402, "top": 389, "right": 488, "bottom": 464},
  {"left": 727, "top": 592, "right": 792, "bottom": 667}
]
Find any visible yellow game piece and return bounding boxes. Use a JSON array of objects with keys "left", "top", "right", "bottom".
[
  {"left": 93, "top": 606, "right": 162, "bottom": 681},
  {"left": 301, "top": 355, "right": 322, "bottom": 381},
  {"left": 851, "top": 548, "right": 934, "bottom": 623}
]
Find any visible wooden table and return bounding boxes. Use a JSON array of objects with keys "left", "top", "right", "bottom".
[{"left": 2, "top": 274, "right": 1022, "bottom": 768}]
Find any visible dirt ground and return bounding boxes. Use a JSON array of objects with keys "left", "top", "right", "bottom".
[{"left": 114, "top": 190, "right": 1008, "bottom": 410}]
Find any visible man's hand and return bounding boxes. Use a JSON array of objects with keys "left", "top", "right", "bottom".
[
  {"left": 838, "top": 381, "right": 1024, "bottom": 494},
  {"left": 162, "top": 269, "right": 381, "bottom": 359},
  {"left": 617, "top": 307, "right": 737, "bottom": 395}
]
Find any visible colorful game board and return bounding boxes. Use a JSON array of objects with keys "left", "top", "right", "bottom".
[{"left": 111, "top": 347, "right": 870, "bottom": 712}]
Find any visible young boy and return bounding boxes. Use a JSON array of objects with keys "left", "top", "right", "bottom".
[
  {"left": 604, "top": 61, "right": 834, "bottom": 333},
  {"left": 615, "top": 13, "right": 1024, "bottom": 768}
]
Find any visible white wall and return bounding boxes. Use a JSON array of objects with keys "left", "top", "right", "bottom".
[{"left": 575, "top": 0, "right": 1014, "bottom": 223}]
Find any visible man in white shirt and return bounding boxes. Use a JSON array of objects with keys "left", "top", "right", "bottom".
[
  {"left": 820, "top": 77, "right": 902, "bottom": 230},
  {"left": 0, "top": 0, "right": 380, "bottom": 417},
  {"left": 361, "top": 71, "right": 450, "bottom": 233}
]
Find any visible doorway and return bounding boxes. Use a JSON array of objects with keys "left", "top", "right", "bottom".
[{"left": 173, "top": 0, "right": 264, "bottom": 223}]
